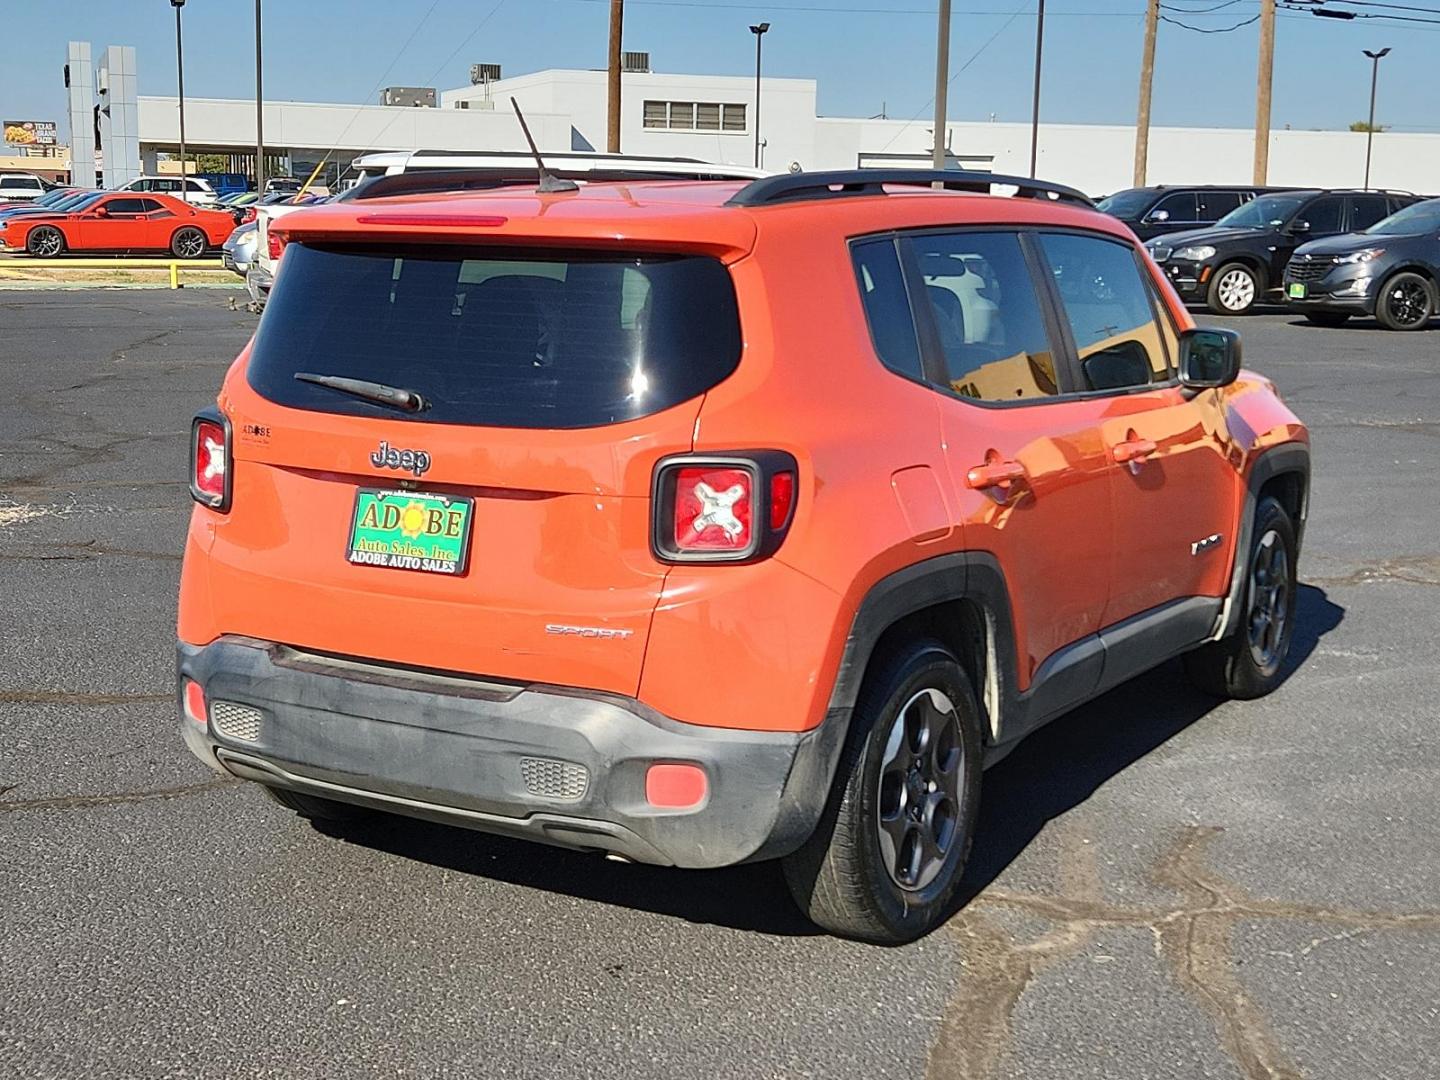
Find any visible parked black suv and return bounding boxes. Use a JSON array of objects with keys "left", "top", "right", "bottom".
[
  {"left": 1145, "top": 189, "right": 1421, "bottom": 314},
  {"left": 1283, "top": 197, "right": 1440, "bottom": 330},
  {"left": 1097, "top": 185, "right": 1280, "bottom": 242}
]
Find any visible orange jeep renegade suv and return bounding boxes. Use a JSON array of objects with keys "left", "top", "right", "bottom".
[{"left": 178, "top": 169, "right": 1309, "bottom": 943}]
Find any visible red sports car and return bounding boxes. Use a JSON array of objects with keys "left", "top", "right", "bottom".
[{"left": 0, "top": 191, "right": 235, "bottom": 258}]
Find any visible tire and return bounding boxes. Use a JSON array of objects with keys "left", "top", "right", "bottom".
[
  {"left": 170, "top": 226, "right": 208, "bottom": 259},
  {"left": 1206, "top": 262, "right": 1260, "bottom": 315},
  {"left": 1302, "top": 312, "right": 1350, "bottom": 328},
  {"left": 1374, "top": 271, "right": 1435, "bottom": 331},
  {"left": 782, "top": 640, "right": 983, "bottom": 944},
  {"left": 263, "top": 784, "right": 373, "bottom": 823},
  {"left": 1184, "top": 496, "right": 1298, "bottom": 700},
  {"left": 26, "top": 225, "right": 65, "bottom": 258}
]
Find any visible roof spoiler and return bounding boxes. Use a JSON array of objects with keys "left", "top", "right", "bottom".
[
  {"left": 340, "top": 167, "right": 764, "bottom": 203},
  {"left": 724, "top": 169, "right": 1093, "bottom": 208}
]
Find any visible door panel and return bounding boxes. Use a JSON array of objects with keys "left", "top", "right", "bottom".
[
  {"left": 904, "top": 229, "right": 1114, "bottom": 690},
  {"left": 76, "top": 197, "right": 149, "bottom": 249}
]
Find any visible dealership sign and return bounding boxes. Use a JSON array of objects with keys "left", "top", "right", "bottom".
[{"left": 3, "top": 120, "right": 58, "bottom": 147}]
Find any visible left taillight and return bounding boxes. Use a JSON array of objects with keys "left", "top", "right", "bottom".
[
  {"left": 651, "top": 452, "right": 798, "bottom": 564},
  {"left": 189, "top": 407, "right": 231, "bottom": 511},
  {"left": 266, "top": 228, "right": 287, "bottom": 261}
]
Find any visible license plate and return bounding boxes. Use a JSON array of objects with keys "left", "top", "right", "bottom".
[
  {"left": 347, "top": 489, "right": 472, "bottom": 576},
  {"left": 1288, "top": 283, "right": 1307, "bottom": 299}
]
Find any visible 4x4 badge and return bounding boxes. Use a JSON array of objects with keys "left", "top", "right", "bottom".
[{"left": 370, "top": 440, "right": 431, "bottom": 477}]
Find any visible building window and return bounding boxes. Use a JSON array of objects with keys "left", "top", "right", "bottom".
[{"left": 642, "top": 100, "right": 747, "bottom": 133}]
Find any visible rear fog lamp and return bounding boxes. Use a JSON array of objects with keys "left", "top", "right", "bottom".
[
  {"left": 182, "top": 680, "right": 207, "bottom": 725},
  {"left": 645, "top": 763, "right": 709, "bottom": 809}
]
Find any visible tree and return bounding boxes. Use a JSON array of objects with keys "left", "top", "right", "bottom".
[{"left": 1349, "top": 121, "right": 1388, "bottom": 133}]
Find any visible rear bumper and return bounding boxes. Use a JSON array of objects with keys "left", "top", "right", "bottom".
[{"left": 177, "top": 637, "right": 842, "bottom": 868}]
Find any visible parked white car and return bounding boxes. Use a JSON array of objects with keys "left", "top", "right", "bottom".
[
  {"left": 0, "top": 173, "right": 51, "bottom": 201},
  {"left": 116, "top": 176, "right": 220, "bottom": 206}
]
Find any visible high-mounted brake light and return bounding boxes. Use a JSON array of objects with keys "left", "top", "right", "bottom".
[
  {"left": 651, "top": 453, "right": 798, "bottom": 563},
  {"left": 189, "top": 408, "right": 232, "bottom": 511},
  {"left": 356, "top": 213, "right": 507, "bottom": 227}
]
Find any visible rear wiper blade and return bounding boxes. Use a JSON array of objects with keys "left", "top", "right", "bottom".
[{"left": 293, "top": 372, "right": 429, "bottom": 413}]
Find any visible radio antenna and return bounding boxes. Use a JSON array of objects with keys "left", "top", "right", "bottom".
[{"left": 511, "top": 98, "right": 579, "bottom": 194}]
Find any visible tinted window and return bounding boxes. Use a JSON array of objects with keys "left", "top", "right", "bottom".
[
  {"left": 1368, "top": 198, "right": 1440, "bottom": 235},
  {"left": 1198, "top": 190, "right": 1243, "bottom": 218},
  {"left": 247, "top": 245, "right": 742, "bottom": 429},
  {"left": 1040, "top": 233, "right": 1171, "bottom": 392},
  {"left": 102, "top": 198, "right": 149, "bottom": 214},
  {"left": 138, "top": 198, "right": 167, "bottom": 213},
  {"left": 1218, "top": 193, "right": 1309, "bottom": 228},
  {"left": 1301, "top": 197, "right": 1343, "bottom": 234},
  {"left": 852, "top": 238, "right": 923, "bottom": 381},
  {"left": 1096, "top": 189, "right": 1157, "bottom": 218},
  {"left": 1151, "top": 192, "right": 1197, "bottom": 221},
  {"left": 1348, "top": 195, "right": 1390, "bottom": 231},
  {"left": 910, "top": 232, "right": 1060, "bottom": 402}
]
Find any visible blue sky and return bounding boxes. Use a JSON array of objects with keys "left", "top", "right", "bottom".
[{"left": 4, "top": 0, "right": 1435, "bottom": 137}]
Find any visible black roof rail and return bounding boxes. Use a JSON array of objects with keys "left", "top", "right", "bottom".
[{"left": 724, "top": 169, "right": 1093, "bottom": 209}]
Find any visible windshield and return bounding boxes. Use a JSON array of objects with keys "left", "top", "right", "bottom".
[
  {"left": 1096, "top": 189, "right": 1156, "bottom": 217},
  {"left": 1367, "top": 198, "right": 1440, "bottom": 235},
  {"left": 1217, "top": 193, "right": 1309, "bottom": 229},
  {"left": 247, "top": 244, "right": 743, "bottom": 429}
]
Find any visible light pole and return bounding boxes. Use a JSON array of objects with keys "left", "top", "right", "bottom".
[
  {"left": 171, "top": 0, "right": 187, "bottom": 201},
  {"left": 750, "top": 22, "right": 770, "bottom": 169},
  {"left": 1029, "top": 0, "right": 1045, "bottom": 176},
  {"left": 255, "top": 0, "right": 265, "bottom": 192},
  {"left": 1363, "top": 47, "right": 1390, "bottom": 190},
  {"left": 932, "top": 0, "right": 951, "bottom": 170}
]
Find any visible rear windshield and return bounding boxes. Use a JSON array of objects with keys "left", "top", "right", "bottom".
[{"left": 246, "top": 244, "right": 742, "bottom": 428}]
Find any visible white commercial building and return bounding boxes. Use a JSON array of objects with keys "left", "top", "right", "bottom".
[{"left": 131, "top": 62, "right": 1440, "bottom": 196}]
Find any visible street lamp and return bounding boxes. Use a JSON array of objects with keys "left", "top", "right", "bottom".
[
  {"left": 171, "top": 0, "right": 187, "bottom": 202},
  {"left": 1362, "top": 47, "right": 1390, "bottom": 191},
  {"left": 749, "top": 22, "right": 770, "bottom": 169}
]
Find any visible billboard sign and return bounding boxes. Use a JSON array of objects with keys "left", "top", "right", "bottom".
[{"left": 4, "top": 120, "right": 58, "bottom": 147}]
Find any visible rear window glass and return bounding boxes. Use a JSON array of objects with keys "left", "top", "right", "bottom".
[{"left": 247, "top": 244, "right": 742, "bottom": 428}]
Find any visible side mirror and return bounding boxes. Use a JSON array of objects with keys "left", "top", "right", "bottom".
[
  {"left": 1287, "top": 219, "right": 1311, "bottom": 235},
  {"left": 1179, "top": 327, "right": 1242, "bottom": 390},
  {"left": 1145, "top": 208, "right": 1171, "bottom": 224},
  {"left": 92, "top": 206, "right": 109, "bottom": 217}
]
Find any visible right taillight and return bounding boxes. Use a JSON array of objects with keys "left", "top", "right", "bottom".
[
  {"left": 189, "top": 408, "right": 231, "bottom": 511},
  {"left": 652, "top": 453, "right": 797, "bottom": 563},
  {"left": 266, "top": 228, "right": 286, "bottom": 261}
]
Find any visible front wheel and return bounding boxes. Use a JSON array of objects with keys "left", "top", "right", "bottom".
[
  {"left": 1374, "top": 271, "right": 1435, "bottom": 331},
  {"left": 783, "top": 640, "right": 982, "bottom": 944},
  {"left": 1184, "top": 496, "right": 1298, "bottom": 699},
  {"left": 26, "top": 225, "right": 65, "bottom": 258},
  {"left": 1207, "top": 262, "right": 1260, "bottom": 315},
  {"left": 171, "top": 226, "right": 208, "bottom": 259}
]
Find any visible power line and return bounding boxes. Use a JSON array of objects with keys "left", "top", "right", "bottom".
[
  {"left": 1161, "top": 11, "right": 1261, "bottom": 26},
  {"left": 1160, "top": 0, "right": 1244, "bottom": 11}
]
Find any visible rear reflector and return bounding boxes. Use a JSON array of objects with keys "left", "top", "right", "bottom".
[
  {"left": 770, "top": 470, "right": 796, "bottom": 531},
  {"left": 645, "top": 763, "right": 708, "bottom": 809},
  {"left": 182, "top": 680, "right": 207, "bottom": 725}
]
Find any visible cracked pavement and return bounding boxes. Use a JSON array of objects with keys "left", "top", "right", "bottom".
[{"left": 1, "top": 291, "right": 1437, "bottom": 1078}]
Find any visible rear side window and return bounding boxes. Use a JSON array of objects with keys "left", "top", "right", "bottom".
[
  {"left": 1199, "top": 190, "right": 1243, "bottom": 219},
  {"left": 1039, "top": 233, "right": 1172, "bottom": 392},
  {"left": 246, "top": 245, "right": 742, "bottom": 429},
  {"left": 852, "top": 238, "right": 923, "bottom": 381},
  {"left": 103, "top": 198, "right": 149, "bottom": 214},
  {"left": 911, "top": 231, "right": 1061, "bottom": 401}
]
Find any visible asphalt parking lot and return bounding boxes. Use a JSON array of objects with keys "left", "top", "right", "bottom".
[{"left": 2, "top": 288, "right": 1437, "bottom": 1080}]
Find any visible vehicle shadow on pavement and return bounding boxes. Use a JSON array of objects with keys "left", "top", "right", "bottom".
[
  {"left": 316, "top": 585, "right": 1343, "bottom": 939},
  {"left": 950, "top": 583, "right": 1345, "bottom": 913}
]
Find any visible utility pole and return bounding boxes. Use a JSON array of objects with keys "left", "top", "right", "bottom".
[
  {"left": 750, "top": 23, "right": 770, "bottom": 169},
  {"left": 1029, "top": 0, "right": 1045, "bottom": 176},
  {"left": 1254, "top": 0, "right": 1276, "bottom": 184},
  {"left": 607, "top": 0, "right": 623, "bottom": 153},
  {"left": 255, "top": 0, "right": 265, "bottom": 191},
  {"left": 932, "top": 0, "right": 951, "bottom": 170},
  {"left": 1134, "top": 0, "right": 1159, "bottom": 187},
  {"left": 1363, "top": 47, "right": 1390, "bottom": 190}
]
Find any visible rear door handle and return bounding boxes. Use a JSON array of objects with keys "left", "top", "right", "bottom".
[
  {"left": 965, "top": 460, "right": 1027, "bottom": 490},
  {"left": 1112, "top": 437, "right": 1157, "bottom": 465}
]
